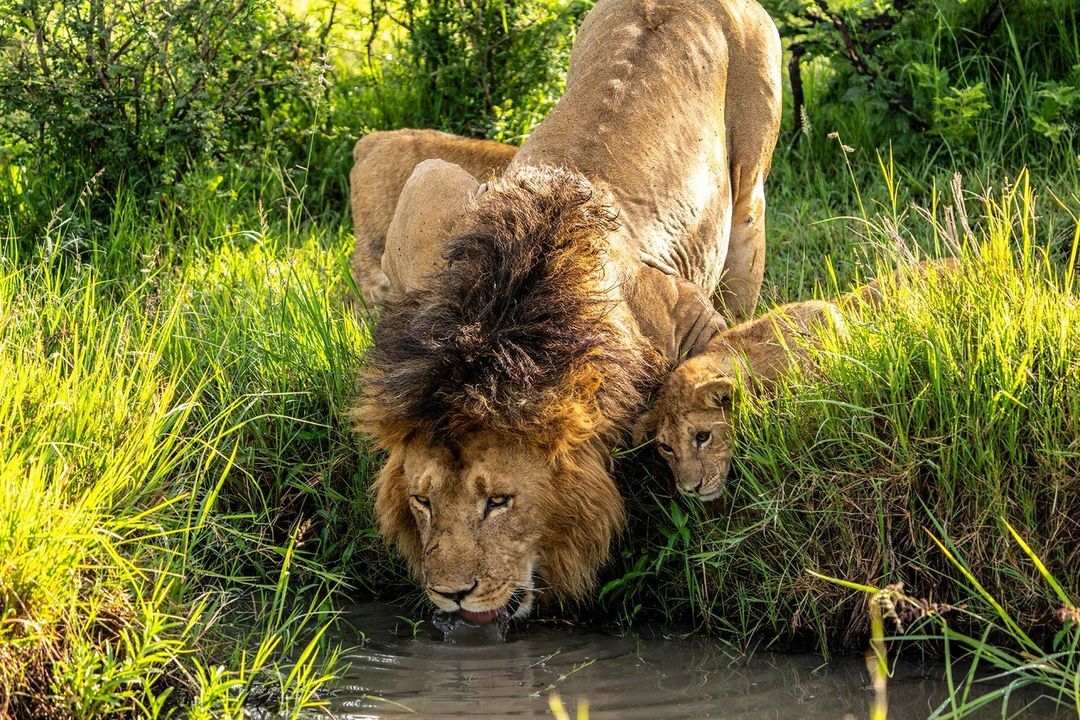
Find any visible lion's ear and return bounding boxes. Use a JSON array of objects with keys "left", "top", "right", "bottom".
[
  {"left": 692, "top": 377, "right": 737, "bottom": 410},
  {"left": 629, "top": 406, "right": 658, "bottom": 445},
  {"left": 383, "top": 159, "right": 479, "bottom": 293}
]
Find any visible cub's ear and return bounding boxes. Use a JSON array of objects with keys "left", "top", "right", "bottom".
[
  {"left": 629, "top": 407, "right": 658, "bottom": 445},
  {"left": 692, "top": 377, "right": 737, "bottom": 410}
]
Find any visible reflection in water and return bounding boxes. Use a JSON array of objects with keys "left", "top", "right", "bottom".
[
  {"left": 431, "top": 609, "right": 512, "bottom": 643},
  {"left": 307, "top": 603, "right": 1055, "bottom": 720}
]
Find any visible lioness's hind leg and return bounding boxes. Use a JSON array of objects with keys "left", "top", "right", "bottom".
[
  {"left": 716, "top": 11, "right": 782, "bottom": 321},
  {"left": 716, "top": 174, "right": 767, "bottom": 321}
]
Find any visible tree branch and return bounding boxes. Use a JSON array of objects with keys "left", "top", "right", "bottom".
[{"left": 810, "top": 0, "right": 871, "bottom": 77}]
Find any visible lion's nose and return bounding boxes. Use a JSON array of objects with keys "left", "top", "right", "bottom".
[
  {"left": 430, "top": 580, "right": 478, "bottom": 603},
  {"left": 681, "top": 480, "right": 703, "bottom": 495}
]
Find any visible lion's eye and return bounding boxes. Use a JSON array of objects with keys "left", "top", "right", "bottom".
[
  {"left": 484, "top": 495, "right": 510, "bottom": 516},
  {"left": 657, "top": 442, "right": 674, "bottom": 455},
  {"left": 695, "top": 430, "right": 712, "bottom": 447},
  {"left": 411, "top": 495, "right": 431, "bottom": 509}
]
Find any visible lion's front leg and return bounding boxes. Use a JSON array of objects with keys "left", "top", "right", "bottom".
[
  {"left": 349, "top": 129, "right": 516, "bottom": 311},
  {"left": 382, "top": 159, "right": 482, "bottom": 293}
]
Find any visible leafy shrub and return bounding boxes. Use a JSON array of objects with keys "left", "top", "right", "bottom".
[
  {"left": 0, "top": 0, "right": 323, "bottom": 195},
  {"left": 343, "top": 0, "right": 587, "bottom": 141},
  {"left": 764, "top": 0, "right": 1080, "bottom": 168}
]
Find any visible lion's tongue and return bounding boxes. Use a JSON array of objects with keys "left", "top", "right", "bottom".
[{"left": 458, "top": 608, "right": 501, "bottom": 625}]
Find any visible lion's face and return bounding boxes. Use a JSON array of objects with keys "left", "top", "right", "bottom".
[
  {"left": 653, "top": 378, "right": 735, "bottom": 501},
  {"left": 638, "top": 300, "right": 847, "bottom": 500},
  {"left": 402, "top": 436, "right": 544, "bottom": 622},
  {"left": 372, "top": 432, "right": 624, "bottom": 623},
  {"left": 358, "top": 164, "right": 648, "bottom": 620},
  {"left": 637, "top": 355, "right": 739, "bottom": 501}
]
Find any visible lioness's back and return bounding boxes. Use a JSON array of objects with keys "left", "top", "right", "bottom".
[{"left": 515, "top": 0, "right": 781, "bottom": 295}]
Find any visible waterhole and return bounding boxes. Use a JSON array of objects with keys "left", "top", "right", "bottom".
[{"left": 307, "top": 602, "right": 1060, "bottom": 719}]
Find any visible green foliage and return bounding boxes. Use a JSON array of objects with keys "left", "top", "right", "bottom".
[
  {"left": 0, "top": 178, "right": 381, "bottom": 716},
  {"left": 1032, "top": 78, "right": 1080, "bottom": 143},
  {"left": 0, "top": 0, "right": 322, "bottom": 195},
  {"left": 609, "top": 171, "right": 1080, "bottom": 658},
  {"left": 765, "top": 0, "right": 1080, "bottom": 169},
  {"left": 814, "top": 521, "right": 1080, "bottom": 717},
  {"left": 343, "top": 0, "right": 585, "bottom": 141}
]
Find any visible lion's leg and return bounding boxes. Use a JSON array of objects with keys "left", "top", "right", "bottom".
[
  {"left": 716, "top": 19, "right": 782, "bottom": 322},
  {"left": 383, "top": 159, "right": 482, "bottom": 293},
  {"left": 716, "top": 172, "right": 767, "bottom": 321},
  {"left": 350, "top": 133, "right": 400, "bottom": 311},
  {"left": 349, "top": 129, "right": 516, "bottom": 311}
]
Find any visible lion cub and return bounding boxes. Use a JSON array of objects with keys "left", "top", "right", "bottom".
[
  {"left": 637, "top": 258, "right": 959, "bottom": 500},
  {"left": 635, "top": 300, "right": 844, "bottom": 501}
]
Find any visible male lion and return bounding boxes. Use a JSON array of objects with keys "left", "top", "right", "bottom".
[{"left": 354, "top": 0, "right": 782, "bottom": 622}]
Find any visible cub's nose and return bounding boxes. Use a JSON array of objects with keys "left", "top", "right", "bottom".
[
  {"left": 429, "top": 580, "right": 478, "bottom": 603},
  {"left": 680, "top": 479, "right": 703, "bottom": 495}
]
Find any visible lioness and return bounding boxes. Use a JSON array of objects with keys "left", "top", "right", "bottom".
[
  {"left": 354, "top": 0, "right": 782, "bottom": 622},
  {"left": 349, "top": 129, "right": 517, "bottom": 309},
  {"left": 635, "top": 300, "right": 844, "bottom": 500}
]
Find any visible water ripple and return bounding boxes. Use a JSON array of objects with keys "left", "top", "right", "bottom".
[{"left": 304, "top": 602, "right": 1052, "bottom": 720}]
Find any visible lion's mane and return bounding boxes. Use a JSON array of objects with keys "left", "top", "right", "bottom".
[{"left": 358, "top": 164, "right": 659, "bottom": 457}]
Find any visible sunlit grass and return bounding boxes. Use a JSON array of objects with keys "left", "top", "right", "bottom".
[
  {"left": 0, "top": 187, "right": 376, "bottom": 715},
  {"left": 610, "top": 170, "right": 1079, "bottom": 673},
  {"left": 2, "top": 101, "right": 1078, "bottom": 720}
]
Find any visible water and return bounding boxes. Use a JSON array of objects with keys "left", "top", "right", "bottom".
[{"left": 308, "top": 602, "right": 1059, "bottom": 719}]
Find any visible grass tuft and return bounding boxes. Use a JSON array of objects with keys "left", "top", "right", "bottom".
[
  {"left": 0, "top": 183, "right": 378, "bottom": 717},
  {"left": 611, "top": 170, "right": 1079, "bottom": 657}
]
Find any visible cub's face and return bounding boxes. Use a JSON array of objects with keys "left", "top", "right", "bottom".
[
  {"left": 652, "top": 376, "right": 736, "bottom": 501},
  {"left": 388, "top": 436, "right": 548, "bottom": 623}
]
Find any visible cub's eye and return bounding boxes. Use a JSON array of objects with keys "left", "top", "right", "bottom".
[
  {"left": 484, "top": 495, "right": 511, "bottom": 517},
  {"left": 411, "top": 495, "right": 430, "bottom": 509},
  {"left": 656, "top": 442, "right": 674, "bottom": 455},
  {"left": 695, "top": 430, "right": 712, "bottom": 447}
]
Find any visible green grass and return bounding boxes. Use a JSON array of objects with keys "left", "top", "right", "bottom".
[
  {"left": 812, "top": 518, "right": 1079, "bottom": 718},
  {"left": 3, "top": 147, "right": 1079, "bottom": 717},
  {"left": 3, "top": 11, "right": 1080, "bottom": 710},
  {"left": 603, "top": 169, "right": 1079, "bottom": 719},
  {"left": 0, "top": 179, "right": 390, "bottom": 716},
  {"left": 3, "top": 150, "right": 1077, "bottom": 718}
]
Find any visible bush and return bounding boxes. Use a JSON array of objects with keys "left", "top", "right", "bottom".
[
  {"left": 0, "top": 0, "right": 323, "bottom": 196},
  {"left": 339, "top": 0, "right": 586, "bottom": 141},
  {"left": 764, "top": 0, "right": 1080, "bottom": 169}
]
